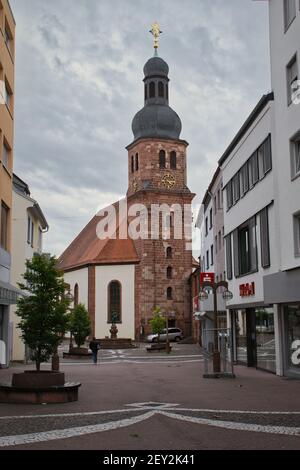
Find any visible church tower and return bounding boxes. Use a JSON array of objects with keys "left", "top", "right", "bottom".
[{"left": 127, "top": 25, "right": 195, "bottom": 338}]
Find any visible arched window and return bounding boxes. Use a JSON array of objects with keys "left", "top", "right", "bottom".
[
  {"left": 108, "top": 281, "right": 122, "bottom": 323},
  {"left": 135, "top": 153, "right": 139, "bottom": 171},
  {"left": 166, "top": 84, "right": 169, "bottom": 100},
  {"left": 167, "top": 266, "right": 173, "bottom": 279},
  {"left": 167, "top": 287, "right": 173, "bottom": 300},
  {"left": 144, "top": 84, "right": 148, "bottom": 100},
  {"left": 158, "top": 81, "right": 164, "bottom": 98},
  {"left": 131, "top": 155, "right": 134, "bottom": 173},
  {"left": 170, "top": 151, "right": 177, "bottom": 170},
  {"left": 166, "top": 247, "right": 172, "bottom": 259},
  {"left": 74, "top": 284, "right": 79, "bottom": 307},
  {"left": 159, "top": 150, "right": 166, "bottom": 169},
  {"left": 149, "top": 81, "right": 155, "bottom": 98}
]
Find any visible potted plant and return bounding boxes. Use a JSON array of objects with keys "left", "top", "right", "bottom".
[{"left": 13, "top": 254, "right": 71, "bottom": 387}]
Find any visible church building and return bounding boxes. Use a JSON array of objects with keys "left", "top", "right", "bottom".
[{"left": 58, "top": 26, "right": 195, "bottom": 340}]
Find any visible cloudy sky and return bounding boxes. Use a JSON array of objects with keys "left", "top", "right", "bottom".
[{"left": 10, "top": 0, "right": 271, "bottom": 257}]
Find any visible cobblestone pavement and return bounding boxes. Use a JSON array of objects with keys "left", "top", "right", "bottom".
[{"left": 0, "top": 344, "right": 300, "bottom": 450}]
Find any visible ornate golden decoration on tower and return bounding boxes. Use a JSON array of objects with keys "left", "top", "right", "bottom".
[{"left": 150, "top": 22, "right": 162, "bottom": 50}]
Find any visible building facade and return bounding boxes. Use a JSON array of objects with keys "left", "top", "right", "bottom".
[
  {"left": 10, "top": 175, "right": 49, "bottom": 362},
  {"left": 220, "top": 93, "right": 277, "bottom": 374},
  {"left": 58, "top": 48, "right": 194, "bottom": 340},
  {"left": 263, "top": 0, "right": 300, "bottom": 377},
  {"left": 0, "top": 0, "right": 17, "bottom": 367}
]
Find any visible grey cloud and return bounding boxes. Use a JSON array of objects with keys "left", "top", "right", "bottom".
[{"left": 10, "top": 0, "right": 270, "bottom": 255}]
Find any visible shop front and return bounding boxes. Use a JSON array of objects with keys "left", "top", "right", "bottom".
[
  {"left": 230, "top": 305, "right": 276, "bottom": 373},
  {"left": 264, "top": 269, "right": 300, "bottom": 378}
]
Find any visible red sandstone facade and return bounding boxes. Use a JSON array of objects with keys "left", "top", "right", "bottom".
[{"left": 127, "top": 137, "right": 195, "bottom": 338}]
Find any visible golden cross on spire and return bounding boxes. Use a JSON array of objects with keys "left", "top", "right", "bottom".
[{"left": 150, "top": 22, "right": 162, "bottom": 50}]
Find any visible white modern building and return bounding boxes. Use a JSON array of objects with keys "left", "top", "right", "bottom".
[
  {"left": 218, "top": 0, "right": 300, "bottom": 377},
  {"left": 220, "top": 93, "right": 278, "bottom": 374},
  {"left": 10, "top": 174, "right": 48, "bottom": 362},
  {"left": 263, "top": 0, "right": 300, "bottom": 377}
]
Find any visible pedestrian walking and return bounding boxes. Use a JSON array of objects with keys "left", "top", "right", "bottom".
[{"left": 89, "top": 337, "right": 100, "bottom": 364}]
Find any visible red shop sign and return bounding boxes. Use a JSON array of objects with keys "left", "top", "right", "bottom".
[
  {"left": 239, "top": 282, "right": 255, "bottom": 297},
  {"left": 200, "top": 272, "right": 215, "bottom": 284}
]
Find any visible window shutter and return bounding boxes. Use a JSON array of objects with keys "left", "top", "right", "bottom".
[
  {"left": 249, "top": 217, "right": 258, "bottom": 272},
  {"left": 233, "top": 229, "right": 239, "bottom": 278},
  {"left": 260, "top": 207, "right": 270, "bottom": 268},
  {"left": 225, "top": 234, "right": 233, "bottom": 280}
]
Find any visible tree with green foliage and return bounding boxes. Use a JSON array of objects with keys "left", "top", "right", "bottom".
[
  {"left": 70, "top": 303, "right": 91, "bottom": 348},
  {"left": 150, "top": 306, "right": 166, "bottom": 344},
  {"left": 16, "top": 254, "right": 71, "bottom": 371}
]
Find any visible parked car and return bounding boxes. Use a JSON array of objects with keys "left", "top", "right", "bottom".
[{"left": 147, "top": 328, "right": 183, "bottom": 343}]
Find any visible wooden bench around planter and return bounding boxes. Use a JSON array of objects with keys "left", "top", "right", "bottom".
[
  {"left": 0, "top": 381, "right": 81, "bottom": 404},
  {"left": 146, "top": 343, "right": 172, "bottom": 352}
]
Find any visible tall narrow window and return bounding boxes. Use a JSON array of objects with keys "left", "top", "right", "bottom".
[
  {"left": 158, "top": 81, "right": 164, "bottom": 98},
  {"left": 31, "top": 220, "right": 34, "bottom": 247},
  {"left": 291, "top": 131, "right": 300, "bottom": 178},
  {"left": 167, "top": 287, "right": 173, "bottom": 300},
  {"left": 234, "top": 217, "right": 257, "bottom": 277},
  {"left": 159, "top": 150, "right": 166, "bottom": 169},
  {"left": 205, "top": 217, "right": 208, "bottom": 236},
  {"left": 287, "top": 55, "right": 298, "bottom": 105},
  {"left": 4, "top": 20, "right": 13, "bottom": 55},
  {"left": 2, "top": 141, "right": 10, "bottom": 169},
  {"left": 260, "top": 207, "right": 270, "bottom": 268},
  {"left": 170, "top": 151, "right": 177, "bottom": 169},
  {"left": 167, "top": 266, "right": 173, "bottom": 279},
  {"left": 293, "top": 212, "right": 300, "bottom": 256},
  {"left": 135, "top": 153, "right": 139, "bottom": 171},
  {"left": 131, "top": 155, "right": 134, "bottom": 173},
  {"left": 74, "top": 284, "right": 79, "bottom": 307},
  {"left": 149, "top": 81, "right": 155, "bottom": 98},
  {"left": 27, "top": 216, "right": 31, "bottom": 244},
  {"left": 206, "top": 250, "right": 209, "bottom": 270},
  {"left": 108, "top": 281, "right": 122, "bottom": 323},
  {"left": 210, "top": 245, "right": 214, "bottom": 266},
  {"left": 209, "top": 208, "right": 213, "bottom": 229},
  {"left": 144, "top": 84, "right": 148, "bottom": 101},
  {"left": 166, "top": 84, "right": 169, "bottom": 100},
  {"left": 226, "top": 181, "right": 233, "bottom": 210},
  {"left": 166, "top": 246, "right": 172, "bottom": 259},
  {"left": 284, "top": 0, "right": 296, "bottom": 31},
  {"left": 0, "top": 202, "right": 9, "bottom": 250},
  {"left": 4, "top": 80, "right": 11, "bottom": 108}
]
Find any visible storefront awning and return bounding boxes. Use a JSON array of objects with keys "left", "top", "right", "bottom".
[{"left": 0, "top": 280, "right": 24, "bottom": 305}]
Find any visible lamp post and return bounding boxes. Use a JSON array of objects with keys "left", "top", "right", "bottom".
[{"left": 199, "top": 280, "right": 233, "bottom": 373}]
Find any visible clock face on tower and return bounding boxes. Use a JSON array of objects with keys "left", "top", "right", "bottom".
[{"left": 162, "top": 174, "right": 176, "bottom": 189}]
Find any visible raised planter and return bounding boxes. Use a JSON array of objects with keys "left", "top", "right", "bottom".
[
  {"left": 99, "top": 338, "right": 135, "bottom": 349},
  {"left": 12, "top": 371, "right": 65, "bottom": 388},
  {"left": 63, "top": 347, "right": 92, "bottom": 359},
  {"left": 0, "top": 382, "right": 81, "bottom": 404},
  {"left": 0, "top": 371, "right": 81, "bottom": 404},
  {"left": 146, "top": 343, "right": 172, "bottom": 353}
]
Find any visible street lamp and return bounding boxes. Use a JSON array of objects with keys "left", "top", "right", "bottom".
[{"left": 200, "top": 280, "right": 233, "bottom": 374}]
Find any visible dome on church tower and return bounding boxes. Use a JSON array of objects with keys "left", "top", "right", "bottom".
[
  {"left": 143, "top": 56, "right": 169, "bottom": 78},
  {"left": 131, "top": 54, "right": 182, "bottom": 142}
]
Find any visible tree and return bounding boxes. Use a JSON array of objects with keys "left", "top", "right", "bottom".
[
  {"left": 16, "top": 254, "right": 71, "bottom": 371},
  {"left": 70, "top": 304, "right": 91, "bottom": 348},
  {"left": 149, "top": 306, "right": 166, "bottom": 344}
]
